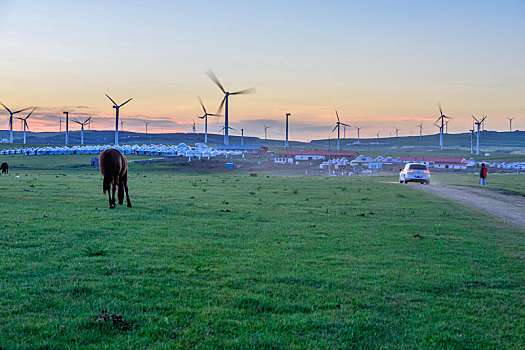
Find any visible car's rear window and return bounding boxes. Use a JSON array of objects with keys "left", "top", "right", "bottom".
[{"left": 409, "top": 164, "right": 427, "bottom": 170}]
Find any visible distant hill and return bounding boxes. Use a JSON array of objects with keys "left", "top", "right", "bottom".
[{"left": 1, "top": 129, "right": 524, "bottom": 153}]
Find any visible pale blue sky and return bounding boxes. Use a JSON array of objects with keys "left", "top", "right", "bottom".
[{"left": 0, "top": 0, "right": 523, "bottom": 139}]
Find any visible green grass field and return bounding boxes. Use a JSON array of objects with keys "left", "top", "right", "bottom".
[{"left": 0, "top": 155, "right": 523, "bottom": 348}]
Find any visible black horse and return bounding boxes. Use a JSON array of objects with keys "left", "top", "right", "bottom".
[{"left": 0, "top": 162, "right": 8, "bottom": 174}]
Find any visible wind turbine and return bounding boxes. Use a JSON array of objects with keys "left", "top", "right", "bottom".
[
  {"left": 0, "top": 102, "right": 31, "bottom": 143},
  {"left": 417, "top": 122, "right": 423, "bottom": 139},
  {"left": 63, "top": 111, "right": 70, "bottom": 145},
  {"left": 395, "top": 127, "right": 401, "bottom": 138},
  {"left": 472, "top": 115, "right": 486, "bottom": 156},
  {"left": 16, "top": 107, "right": 36, "bottom": 144},
  {"left": 332, "top": 110, "right": 350, "bottom": 150},
  {"left": 445, "top": 120, "right": 449, "bottom": 134},
  {"left": 355, "top": 126, "right": 362, "bottom": 143},
  {"left": 376, "top": 132, "right": 380, "bottom": 139},
  {"left": 219, "top": 125, "right": 235, "bottom": 138},
  {"left": 144, "top": 121, "right": 151, "bottom": 134},
  {"left": 285, "top": 113, "right": 291, "bottom": 148},
  {"left": 192, "top": 120, "right": 196, "bottom": 133},
  {"left": 343, "top": 124, "right": 350, "bottom": 140},
  {"left": 264, "top": 125, "right": 271, "bottom": 140},
  {"left": 120, "top": 120, "right": 125, "bottom": 132},
  {"left": 198, "top": 96, "right": 220, "bottom": 144},
  {"left": 436, "top": 104, "right": 452, "bottom": 150},
  {"left": 58, "top": 117, "right": 63, "bottom": 133},
  {"left": 507, "top": 117, "right": 514, "bottom": 132},
  {"left": 105, "top": 94, "right": 132, "bottom": 146},
  {"left": 241, "top": 128, "right": 244, "bottom": 145},
  {"left": 206, "top": 70, "right": 255, "bottom": 145},
  {"left": 72, "top": 116, "right": 92, "bottom": 145}
]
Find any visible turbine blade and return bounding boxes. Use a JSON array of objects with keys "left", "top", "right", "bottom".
[
  {"left": 13, "top": 107, "right": 31, "bottom": 114},
  {"left": 438, "top": 103, "right": 443, "bottom": 116},
  {"left": 335, "top": 109, "right": 339, "bottom": 122},
  {"left": 84, "top": 117, "right": 92, "bottom": 124},
  {"left": 231, "top": 88, "right": 256, "bottom": 95},
  {"left": 0, "top": 101, "right": 12, "bottom": 114},
  {"left": 198, "top": 96, "right": 207, "bottom": 114},
  {"left": 480, "top": 116, "right": 487, "bottom": 123},
  {"left": 471, "top": 115, "right": 479, "bottom": 123},
  {"left": 25, "top": 107, "right": 37, "bottom": 119},
  {"left": 105, "top": 94, "right": 118, "bottom": 106},
  {"left": 341, "top": 123, "right": 351, "bottom": 127},
  {"left": 216, "top": 96, "right": 226, "bottom": 114},
  {"left": 206, "top": 70, "right": 226, "bottom": 94},
  {"left": 208, "top": 113, "right": 221, "bottom": 117},
  {"left": 332, "top": 125, "right": 338, "bottom": 132},
  {"left": 119, "top": 98, "right": 132, "bottom": 107}
]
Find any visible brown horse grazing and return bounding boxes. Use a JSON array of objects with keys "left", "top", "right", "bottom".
[
  {"left": 0, "top": 162, "right": 8, "bottom": 174},
  {"left": 99, "top": 149, "right": 131, "bottom": 209}
]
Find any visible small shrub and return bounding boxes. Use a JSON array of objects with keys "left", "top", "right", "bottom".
[{"left": 82, "top": 243, "right": 108, "bottom": 257}]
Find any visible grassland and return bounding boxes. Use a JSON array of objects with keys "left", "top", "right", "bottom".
[
  {"left": 0, "top": 155, "right": 523, "bottom": 348},
  {"left": 431, "top": 173, "right": 525, "bottom": 196}
]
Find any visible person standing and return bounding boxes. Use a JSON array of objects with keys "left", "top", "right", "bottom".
[{"left": 480, "top": 163, "right": 488, "bottom": 186}]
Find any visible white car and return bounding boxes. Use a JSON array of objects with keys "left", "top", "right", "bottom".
[{"left": 399, "top": 163, "right": 430, "bottom": 184}]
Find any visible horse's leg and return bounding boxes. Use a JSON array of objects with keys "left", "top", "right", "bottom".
[
  {"left": 110, "top": 181, "right": 116, "bottom": 208},
  {"left": 117, "top": 180, "right": 124, "bottom": 205},
  {"left": 108, "top": 190, "right": 113, "bottom": 209},
  {"left": 124, "top": 177, "right": 132, "bottom": 208}
]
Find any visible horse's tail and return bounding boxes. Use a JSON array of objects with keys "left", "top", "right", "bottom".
[{"left": 101, "top": 153, "right": 113, "bottom": 194}]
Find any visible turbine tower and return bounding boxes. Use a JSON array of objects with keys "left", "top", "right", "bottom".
[
  {"left": 1, "top": 101, "right": 30, "bottom": 143},
  {"left": 469, "top": 128, "right": 474, "bottom": 154},
  {"left": 472, "top": 115, "right": 486, "bottom": 156},
  {"left": 343, "top": 124, "right": 350, "bottom": 140},
  {"left": 16, "top": 107, "right": 36, "bottom": 144},
  {"left": 241, "top": 128, "right": 244, "bottom": 145},
  {"left": 198, "top": 96, "right": 220, "bottom": 144},
  {"left": 436, "top": 104, "right": 451, "bottom": 150},
  {"left": 395, "top": 127, "right": 400, "bottom": 138},
  {"left": 264, "top": 125, "right": 270, "bottom": 140},
  {"left": 63, "top": 111, "right": 70, "bottom": 145},
  {"left": 355, "top": 126, "right": 362, "bottom": 143},
  {"left": 206, "top": 70, "right": 255, "bottom": 145},
  {"left": 144, "top": 121, "right": 151, "bottom": 134},
  {"left": 332, "top": 110, "right": 350, "bottom": 150},
  {"left": 58, "top": 117, "right": 63, "bottom": 133},
  {"left": 507, "top": 117, "right": 514, "bottom": 132},
  {"left": 105, "top": 94, "right": 132, "bottom": 146},
  {"left": 192, "top": 120, "right": 196, "bottom": 133},
  {"left": 72, "top": 116, "right": 91, "bottom": 145},
  {"left": 417, "top": 122, "right": 423, "bottom": 139},
  {"left": 285, "top": 113, "right": 291, "bottom": 148}
]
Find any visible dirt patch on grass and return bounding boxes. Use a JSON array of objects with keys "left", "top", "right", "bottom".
[{"left": 415, "top": 184, "right": 525, "bottom": 229}]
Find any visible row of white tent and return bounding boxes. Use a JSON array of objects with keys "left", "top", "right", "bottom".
[
  {"left": 319, "top": 158, "right": 352, "bottom": 169},
  {"left": 489, "top": 162, "right": 525, "bottom": 170},
  {"left": 320, "top": 155, "right": 525, "bottom": 170},
  {"left": 0, "top": 143, "right": 244, "bottom": 158}
]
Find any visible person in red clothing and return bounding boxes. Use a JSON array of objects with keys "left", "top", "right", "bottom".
[{"left": 480, "top": 163, "right": 488, "bottom": 186}]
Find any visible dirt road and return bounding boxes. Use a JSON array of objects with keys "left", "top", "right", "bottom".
[{"left": 415, "top": 184, "right": 525, "bottom": 229}]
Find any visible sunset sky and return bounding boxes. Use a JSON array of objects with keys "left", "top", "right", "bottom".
[{"left": 0, "top": 0, "right": 524, "bottom": 141}]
